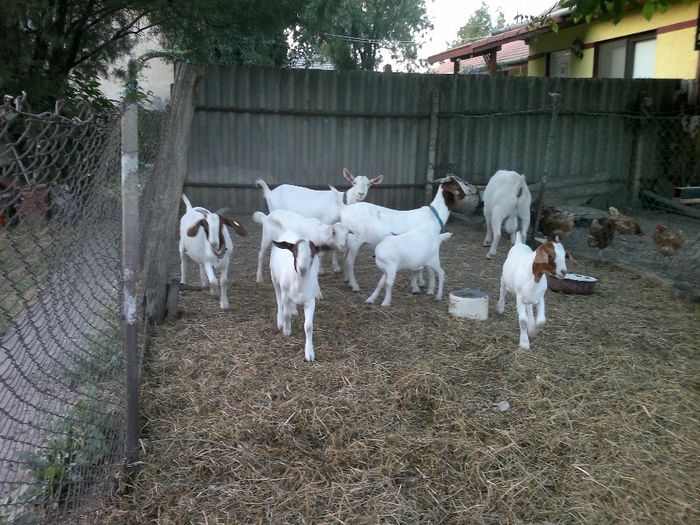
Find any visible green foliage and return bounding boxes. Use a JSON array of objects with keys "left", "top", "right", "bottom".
[
  {"left": 0, "top": 325, "right": 121, "bottom": 522},
  {"left": 157, "top": 0, "right": 307, "bottom": 66},
  {"left": 0, "top": 1, "right": 308, "bottom": 111},
  {"left": 559, "top": 0, "right": 694, "bottom": 23},
  {"left": 452, "top": 2, "right": 506, "bottom": 46},
  {"left": 294, "top": 0, "right": 432, "bottom": 71},
  {"left": 25, "top": 391, "right": 116, "bottom": 506},
  {"left": 0, "top": 0, "right": 143, "bottom": 111}
]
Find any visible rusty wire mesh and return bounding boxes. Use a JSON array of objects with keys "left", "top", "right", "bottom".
[{"left": 0, "top": 97, "right": 123, "bottom": 522}]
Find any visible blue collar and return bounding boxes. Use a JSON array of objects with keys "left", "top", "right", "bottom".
[{"left": 430, "top": 205, "right": 445, "bottom": 231}]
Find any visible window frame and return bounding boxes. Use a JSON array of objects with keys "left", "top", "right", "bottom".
[
  {"left": 593, "top": 31, "right": 657, "bottom": 79},
  {"left": 546, "top": 48, "right": 572, "bottom": 78}
]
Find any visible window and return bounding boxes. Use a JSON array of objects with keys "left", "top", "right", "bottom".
[
  {"left": 596, "top": 34, "right": 656, "bottom": 78},
  {"left": 548, "top": 49, "right": 571, "bottom": 77}
]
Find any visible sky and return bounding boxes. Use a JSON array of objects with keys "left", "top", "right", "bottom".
[{"left": 402, "top": 0, "right": 558, "bottom": 68}]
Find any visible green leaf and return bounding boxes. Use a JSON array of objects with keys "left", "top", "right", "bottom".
[
  {"left": 550, "top": 21, "right": 559, "bottom": 33},
  {"left": 642, "top": 1, "right": 656, "bottom": 20}
]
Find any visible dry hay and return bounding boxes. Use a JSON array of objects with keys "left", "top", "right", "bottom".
[{"left": 113, "top": 216, "right": 699, "bottom": 524}]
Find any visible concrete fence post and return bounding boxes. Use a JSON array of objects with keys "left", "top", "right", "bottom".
[{"left": 121, "top": 93, "right": 141, "bottom": 470}]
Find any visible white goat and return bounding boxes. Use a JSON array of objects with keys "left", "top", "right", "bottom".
[
  {"left": 366, "top": 229, "right": 453, "bottom": 307},
  {"left": 252, "top": 209, "right": 349, "bottom": 284},
  {"left": 497, "top": 232, "right": 569, "bottom": 350},
  {"left": 256, "top": 168, "right": 383, "bottom": 272},
  {"left": 269, "top": 231, "right": 330, "bottom": 362},
  {"left": 340, "top": 175, "right": 477, "bottom": 292},
  {"left": 179, "top": 194, "right": 247, "bottom": 311},
  {"left": 482, "top": 170, "right": 532, "bottom": 259}
]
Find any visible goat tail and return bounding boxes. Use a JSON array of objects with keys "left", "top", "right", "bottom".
[
  {"left": 252, "top": 211, "right": 267, "bottom": 224},
  {"left": 181, "top": 193, "right": 193, "bottom": 211},
  {"left": 439, "top": 232, "right": 453, "bottom": 243},
  {"left": 255, "top": 178, "right": 272, "bottom": 199},
  {"left": 515, "top": 231, "right": 524, "bottom": 244}
]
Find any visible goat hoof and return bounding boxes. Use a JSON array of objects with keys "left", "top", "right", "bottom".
[
  {"left": 483, "top": 240, "right": 492, "bottom": 247},
  {"left": 486, "top": 253, "right": 495, "bottom": 260}
]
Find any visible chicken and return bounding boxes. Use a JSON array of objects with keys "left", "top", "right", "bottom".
[
  {"left": 608, "top": 207, "right": 643, "bottom": 236},
  {"left": 652, "top": 224, "right": 684, "bottom": 258},
  {"left": 587, "top": 218, "right": 615, "bottom": 251},
  {"left": 539, "top": 206, "right": 575, "bottom": 240}
]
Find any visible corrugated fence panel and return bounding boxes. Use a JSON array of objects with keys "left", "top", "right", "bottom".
[
  {"left": 187, "top": 65, "right": 681, "bottom": 212},
  {"left": 188, "top": 66, "right": 434, "bottom": 211}
]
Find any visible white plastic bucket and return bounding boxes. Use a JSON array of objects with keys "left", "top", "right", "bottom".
[{"left": 448, "top": 289, "right": 489, "bottom": 320}]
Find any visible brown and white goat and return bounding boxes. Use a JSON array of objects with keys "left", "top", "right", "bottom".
[
  {"left": 497, "top": 233, "right": 569, "bottom": 350},
  {"left": 179, "top": 194, "right": 247, "bottom": 311},
  {"left": 270, "top": 231, "right": 331, "bottom": 362}
]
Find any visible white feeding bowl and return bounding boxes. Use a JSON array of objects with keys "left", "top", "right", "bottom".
[{"left": 449, "top": 289, "right": 489, "bottom": 320}]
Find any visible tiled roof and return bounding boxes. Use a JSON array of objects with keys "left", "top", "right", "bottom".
[{"left": 432, "top": 40, "right": 530, "bottom": 74}]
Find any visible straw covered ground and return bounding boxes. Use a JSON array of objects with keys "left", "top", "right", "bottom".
[{"left": 112, "top": 215, "right": 699, "bottom": 524}]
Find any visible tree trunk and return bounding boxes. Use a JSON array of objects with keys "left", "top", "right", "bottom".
[{"left": 142, "top": 63, "right": 203, "bottom": 323}]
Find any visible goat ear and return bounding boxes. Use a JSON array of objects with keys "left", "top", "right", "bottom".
[
  {"left": 219, "top": 214, "right": 247, "bottom": 237},
  {"left": 432, "top": 175, "right": 455, "bottom": 185},
  {"left": 309, "top": 242, "right": 332, "bottom": 257},
  {"left": 370, "top": 174, "right": 384, "bottom": 186},
  {"left": 186, "top": 219, "right": 207, "bottom": 237},
  {"left": 554, "top": 235, "right": 561, "bottom": 243},
  {"left": 533, "top": 243, "right": 553, "bottom": 264},
  {"left": 343, "top": 168, "right": 354, "bottom": 183},
  {"left": 272, "top": 241, "right": 296, "bottom": 253}
]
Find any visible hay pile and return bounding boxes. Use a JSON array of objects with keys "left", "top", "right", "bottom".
[{"left": 113, "top": 217, "right": 699, "bottom": 524}]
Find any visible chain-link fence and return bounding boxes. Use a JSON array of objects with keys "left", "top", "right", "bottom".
[{"left": 0, "top": 96, "right": 124, "bottom": 522}]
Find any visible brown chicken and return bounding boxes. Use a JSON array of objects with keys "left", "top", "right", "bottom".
[
  {"left": 608, "top": 207, "right": 643, "bottom": 235},
  {"left": 539, "top": 207, "right": 575, "bottom": 240},
  {"left": 587, "top": 218, "right": 615, "bottom": 251},
  {"left": 652, "top": 224, "right": 684, "bottom": 257}
]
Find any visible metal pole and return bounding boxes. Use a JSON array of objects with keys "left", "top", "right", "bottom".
[
  {"left": 425, "top": 90, "right": 440, "bottom": 203},
  {"left": 530, "top": 91, "right": 561, "bottom": 244},
  {"left": 121, "top": 77, "right": 140, "bottom": 469}
]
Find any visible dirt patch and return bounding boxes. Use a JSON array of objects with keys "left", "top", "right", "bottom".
[{"left": 113, "top": 215, "right": 699, "bottom": 524}]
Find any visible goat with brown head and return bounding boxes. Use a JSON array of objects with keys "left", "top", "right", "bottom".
[
  {"left": 270, "top": 232, "right": 333, "bottom": 362},
  {"left": 497, "top": 233, "right": 568, "bottom": 350},
  {"left": 179, "top": 195, "right": 246, "bottom": 311}
]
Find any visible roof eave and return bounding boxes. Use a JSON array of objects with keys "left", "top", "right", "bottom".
[{"left": 427, "top": 12, "right": 572, "bottom": 65}]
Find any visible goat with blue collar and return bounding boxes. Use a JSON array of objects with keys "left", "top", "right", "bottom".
[{"left": 337, "top": 175, "right": 477, "bottom": 293}]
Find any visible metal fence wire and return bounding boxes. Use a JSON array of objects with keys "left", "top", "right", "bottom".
[{"left": 0, "top": 96, "right": 124, "bottom": 522}]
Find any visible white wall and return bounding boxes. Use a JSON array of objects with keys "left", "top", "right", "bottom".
[{"left": 98, "top": 32, "right": 173, "bottom": 109}]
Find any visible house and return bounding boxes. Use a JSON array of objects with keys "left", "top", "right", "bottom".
[{"left": 429, "top": 1, "right": 699, "bottom": 81}]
